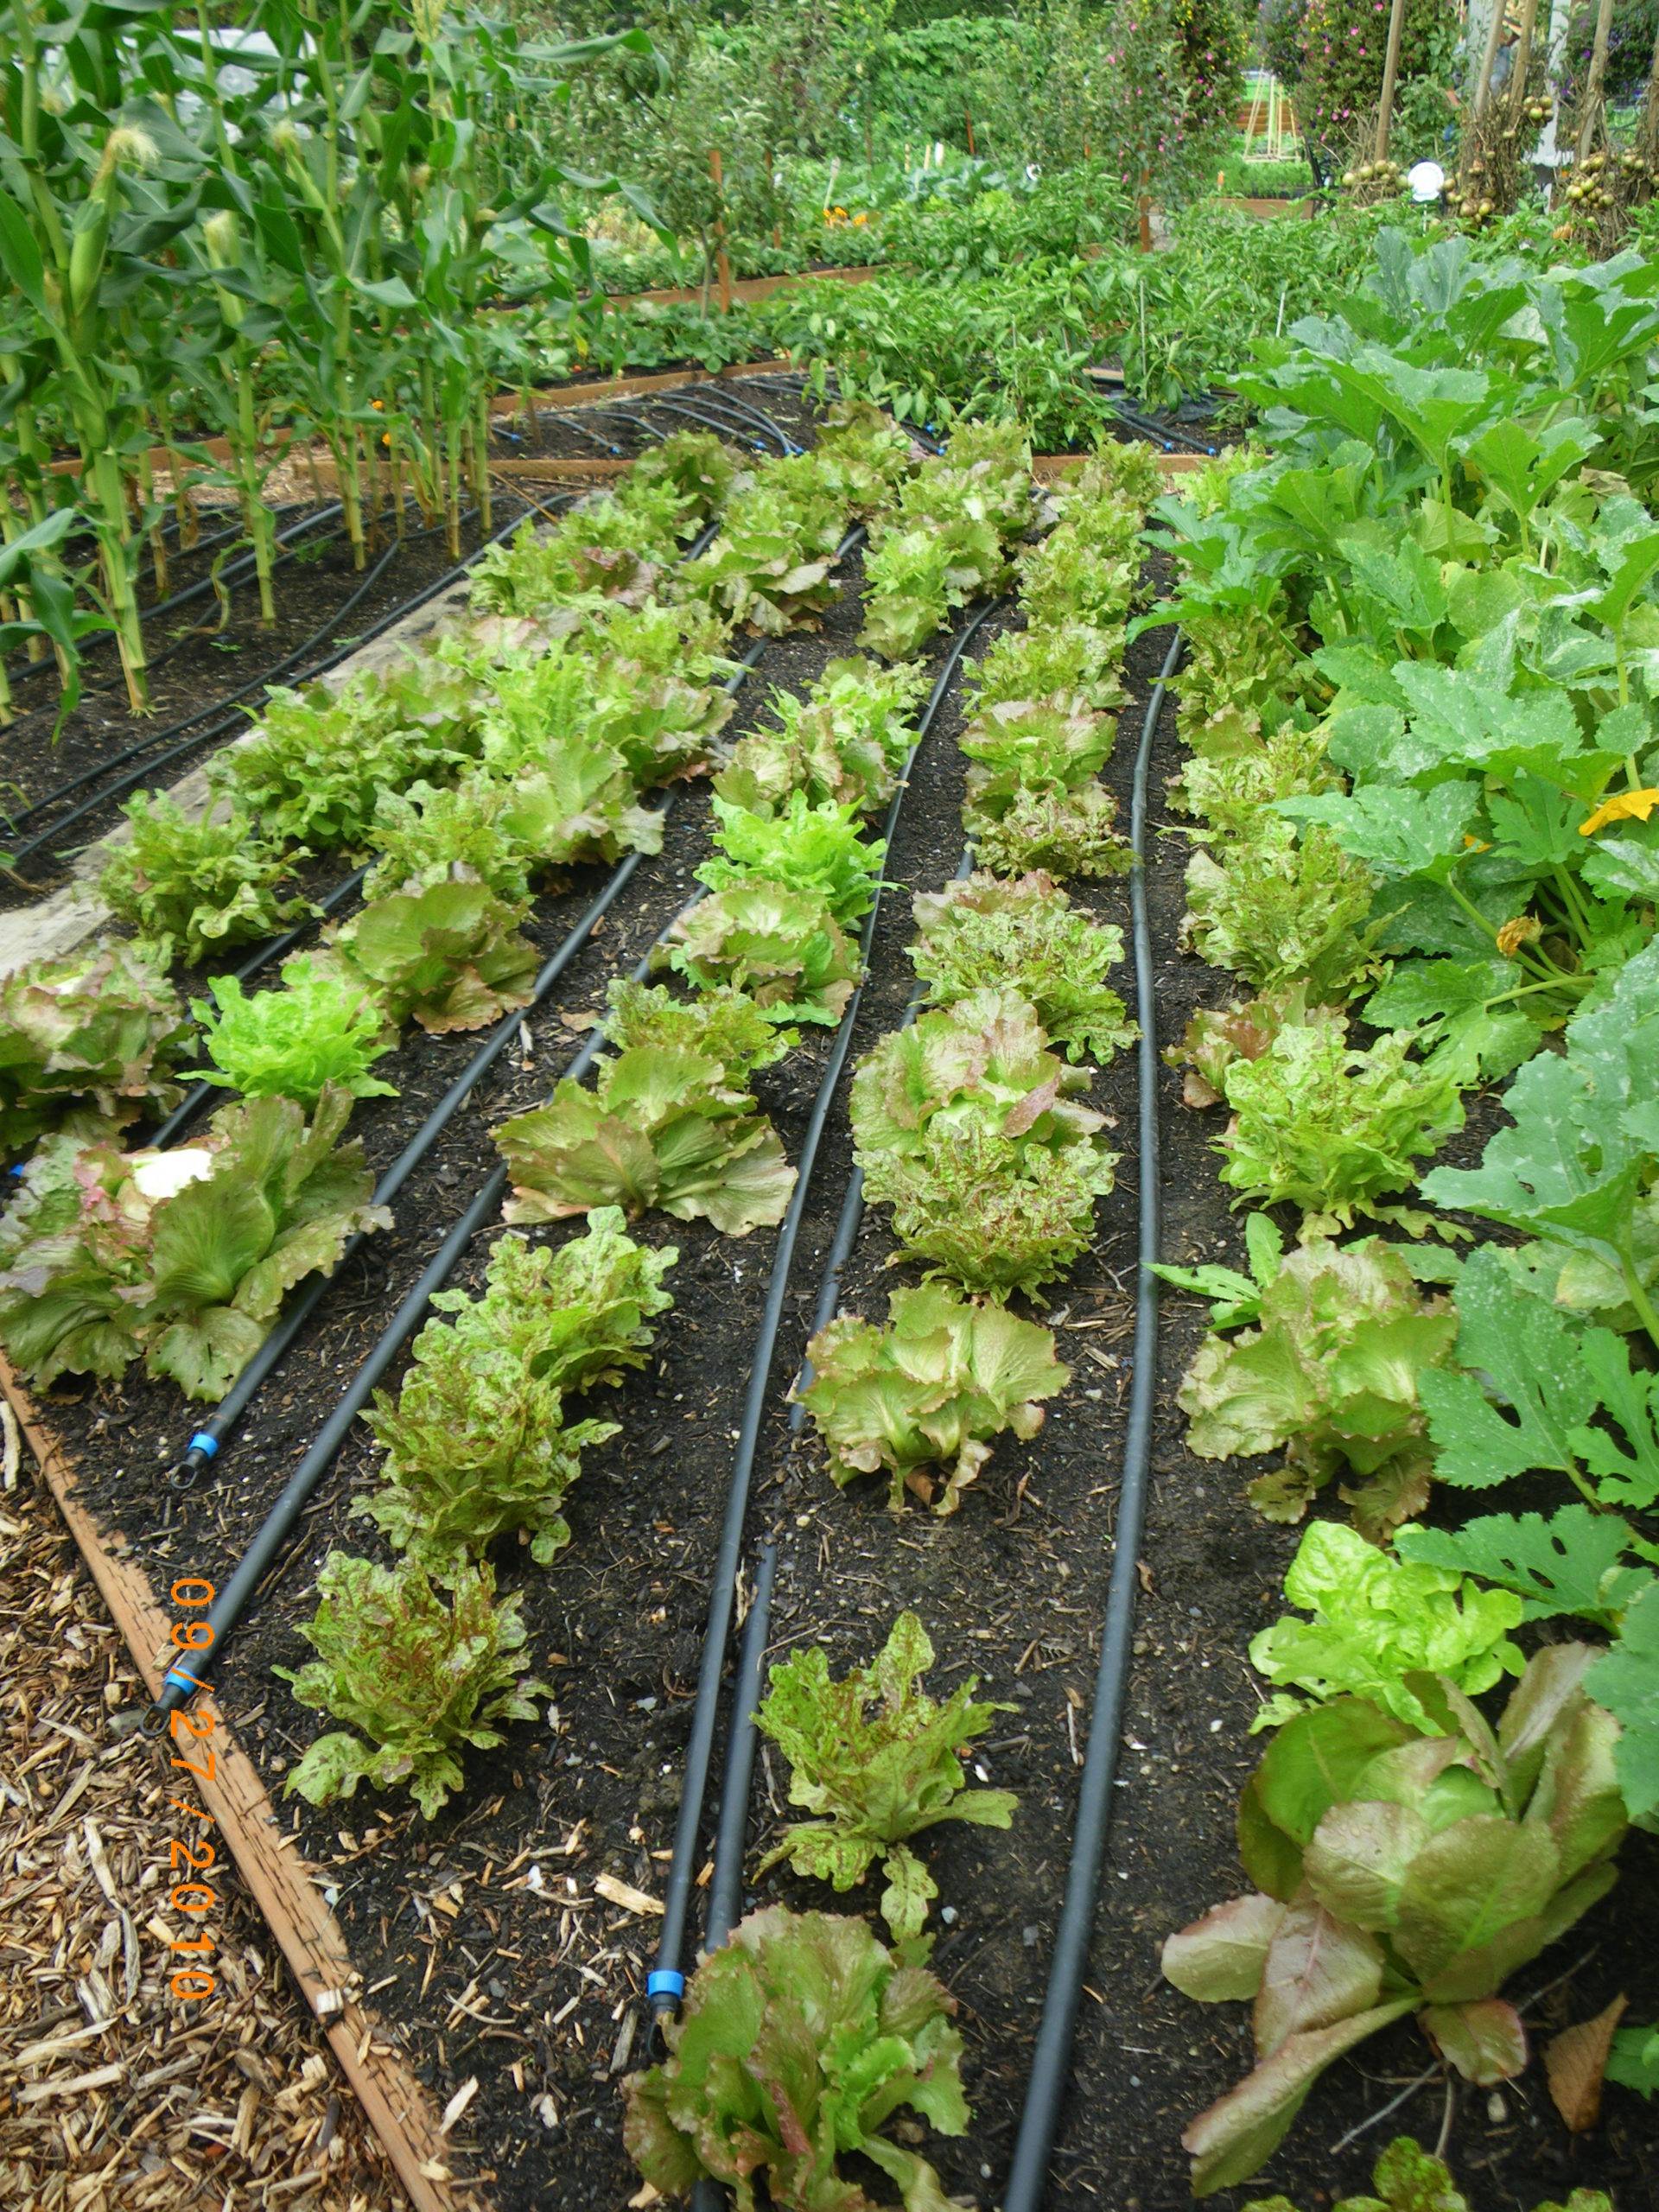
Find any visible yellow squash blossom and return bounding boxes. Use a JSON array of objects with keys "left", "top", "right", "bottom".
[{"left": 1579, "top": 787, "right": 1659, "bottom": 836}]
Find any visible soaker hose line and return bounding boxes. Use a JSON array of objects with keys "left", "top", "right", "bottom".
[
  {"left": 648, "top": 601, "right": 998, "bottom": 2026},
  {"left": 633, "top": 392, "right": 792, "bottom": 457},
  {"left": 156, "top": 626, "right": 777, "bottom": 1492},
  {"left": 142, "top": 918, "right": 689, "bottom": 1733},
  {"left": 999, "top": 628, "right": 1181, "bottom": 2212}
]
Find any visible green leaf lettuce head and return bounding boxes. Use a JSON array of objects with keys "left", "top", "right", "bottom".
[
  {"left": 99, "top": 791, "right": 315, "bottom": 970},
  {"left": 958, "top": 696, "right": 1115, "bottom": 809},
  {"left": 624, "top": 1905, "right": 969, "bottom": 2212},
  {"left": 909, "top": 869, "right": 1135, "bottom": 1065},
  {"left": 1177, "top": 1234, "right": 1457, "bottom": 1539},
  {"left": 795, "top": 1281, "right": 1068, "bottom": 1516},
  {"left": 0, "top": 941, "right": 189, "bottom": 1160},
  {"left": 600, "top": 979, "right": 792, "bottom": 1079},
  {"left": 696, "top": 793, "right": 885, "bottom": 926},
  {"left": 0, "top": 1086, "right": 390, "bottom": 1400},
  {"left": 190, "top": 956, "right": 397, "bottom": 1108},
  {"left": 334, "top": 874, "right": 540, "bottom": 1037},
  {"left": 494, "top": 1048, "right": 795, "bottom": 1238},
  {"left": 1217, "top": 1019, "right": 1466, "bottom": 1227},
  {"left": 1162, "top": 1652, "right": 1627, "bottom": 2195},
  {"left": 851, "top": 991, "right": 1117, "bottom": 1300},
  {"left": 665, "top": 882, "right": 860, "bottom": 1027},
  {"left": 756, "top": 1612, "right": 1016, "bottom": 1946},
  {"left": 967, "top": 778, "right": 1131, "bottom": 881},
  {"left": 1183, "top": 817, "right": 1382, "bottom": 1002},
  {"left": 967, "top": 620, "right": 1128, "bottom": 715},
  {"left": 1249, "top": 1521, "right": 1525, "bottom": 1734},
  {"left": 276, "top": 1553, "right": 551, "bottom": 1821},
  {"left": 1241, "top": 2133, "right": 1611, "bottom": 2212}
]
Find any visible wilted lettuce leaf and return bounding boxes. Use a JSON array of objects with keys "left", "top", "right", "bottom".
[
  {"left": 852, "top": 991, "right": 1116, "bottom": 1299},
  {"left": 360, "top": 1214, "right": 672, "bottom": 1569},
  {"left": 756, "top": 1612, "right": 1015, "bottom": 1946},
  {"left": 1249, "top": 1522, "right": 1525, "bottom": 1733},
  {"left": 909, "top": 869, "right": 1135, "bottom": 1065},
  {"left": 0, "top": 941, "right": 189, "bottom": 1160},
  {"left": 334, "top": 873, "right": 539, "bottom": 1036},
  {"left": 190, "top": 955, "right": 397, "bottom": 1108},
  {"left": 1217, "top": 1020, "right": 1466, "bottom": 1227},
  {"left": 1164, "top": 1656, "right": 1627, "bottom": 2196},
  {"left": 494, "top": 1047, "right": 795, "bottom": 1237},
  {"left": 1177, "top": 1234, "right": 1457, "bottom": 1538},
  {"left": 99, "top": 791, "right": 315, "bottom": 970},
  {"left": 624, "top": 1906, "right": 969, "bottom": 2212},
  {"left": 276, "top": 1554, "right": 551, "bottom": 1821},
  {"left": 0, "top": 1087, "right": 388, "bottom": 1399},
  {"left": 795, "top": 1281, "right": 1068, "bottom": 1514},
  {"left": 666, "top": 882, "right": 860, "bottom": 1027}
]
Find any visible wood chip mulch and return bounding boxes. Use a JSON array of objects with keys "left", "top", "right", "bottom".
[{"left": 0, "top": 1418, "right": 404, "bottom": 2211}]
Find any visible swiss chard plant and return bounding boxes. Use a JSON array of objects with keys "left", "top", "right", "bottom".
[
  {"left": 189, "top": 957, "right": 397, "bottom": 1108},
  {"left": 795, "top": 1281, "right": 1068, "bottom": 1515},
  {"left": 332, "top": 874, "right": 540, "bottom": 1037},
  {"left": 277, "top": 1553, "right": 551, "bottom": 1821},
  {"left": 755, "top": 1612, "right": 1016, "bottom": 1948},
  {"left": 1174, "top": 1233, "right": 1458, "bottom": 1538},
  {"left": 494, "top": 1047, "right": 795, "bottom": 1237},
  {"left": 0, "top": 942, "right": 189, "bottom": 1160},
  {"left": 99, "top": 793, "right": 315, "bottom": 970},
  {"left": 909, "top": 869, "right": 1135, "bottom": 1065},
  {"left": 360, "top": 1213, "right": 673, "bottom": 1571},
  {"left": 850, "top": 990, "right": 1117, "bottom": 1300},
  {"left": 1164, "top": 1651, "right": 1628, "bottom": 2195},
  {"left": 625, "top": 1906, "right": 969, "bottom": 2212}
]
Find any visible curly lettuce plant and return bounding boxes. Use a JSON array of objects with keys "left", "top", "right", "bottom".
[
  {"left": 715, "top": 657, "right": 927, "bottom": 819},
  {"left": 1163, "top": 1652, "right": 1628, "bottom": 2195},
  {"left": 189, "top": 956, "right": 396, "bottom": 1108},
  {"left": 625, "top": 1907, "right": 969, "bottom": 2212},
  {"left": 968, "top": 620, "right": 1128, "bottom": 716},
  {"left": 333, "top": 874, "right": 539, "bottom": 1036},
  {"left": 1184, "top": 817, "right": 1382, "bottom": 1001},
  {"left": 494, "top": 1047, "right": 795, "bottom": 1237},
  {"left": 909, "top": 870, "right": 1135, "bottom": 1065},
  {"left": 0, "top": 941, "right": 189, "bottom": 1159},
  {"left": 477, "top": 637, "right": 728, "bottom": 790},
  {"left": 676, "top": 464, "right": 847, "bottom": 634},
  {"left": 99, "top": 792, "right": 314, "bottom": 970},
  {"left": 755, "top": 1612, "right": 1016, "bottom": 1947},
  {"left": 0, "top": 1086, "right": 389, "bottom": 1398},
  {"left": 1175, "top": 1232, "right": 1458, "bottom": 1536},
  {"left": 796, "top": 1281, "right": 1068, "bottom": 1516},
  {"left": 600, "top": 979, "right": 791, "bottom": 1079},
  {"left": 850, "top": 991, "right": 1116, "bottom": 1300},
  {"left": 1217, "top": 1020, "right": 1466, "bottom": 1227},
  {"left": 969, "top": 779, "right": 1130, "bottom": 881},
  {"left": 277, "top": 1554, "right": 551, "bottom": 1821},
  {"left": 697, "top": 794, "right": 885, "bottom": 927},
  {"left": 666, "top": 882, "right": 860, "bottom": 1027},
  {"left": 360, "top": 1214, "right": 673, "bottom": 1570}
]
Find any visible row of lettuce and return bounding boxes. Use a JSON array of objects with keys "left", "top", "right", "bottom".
[{"left": 1142, "top": 233, "right": 1659, "bottom": 2193}]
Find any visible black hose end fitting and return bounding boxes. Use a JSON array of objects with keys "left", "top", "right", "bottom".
[
  {"left": 166, "top": 1443, "right": 212, "bottom": 1492},
  {"left": 139, "top": 1700, "right": 173, "bottom": 1738}
]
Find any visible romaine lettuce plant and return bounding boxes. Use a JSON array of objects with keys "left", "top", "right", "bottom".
[
  {"left": 1249, "top": 1521, "right": 1525, "bottom": 1733},
  {"left": 99, "top": 792, "right": 314, "bottom": 970},
  {"left": 494, "top": 1047, "right": 795, "bottom": 1237},
  {"left": 909, "top": 870, "right": 1135, "bottom": 1065},
  {"left": 1176, "top": 1234, "right": 1458, "bottom": 1537},
  {"left": 0, "top": 1086, "right": 390, "bottom": 1398},
  {"left": 795, "top": 1281, "right": 1068, "bottom": 1514},
  {"left": 190, "top": 956, "right": 396, "bottom": 1108},
  {"left": 360, "top": 1214, "right": 672, "bottom": 1569},
  {"left": 667, "top": 882, "right": 860, "bottom": 1027},
  {"left": 277, "top": 1553, "right": 551, "bottom": 1821},
  {"left": 333, "top": 874, "right": 539, "bottom": 1036},
  {"left": 0, "top": 942, "right": 189, "bottom": 1159},
  {"left": 1164, "top": 1653, "right": 1628, "bottom": 2196},
  {"left": 625, "top": 1906, "right": 969, "bottom": 2212},
  {"left": 851, "top": 991, "right": 1117, "bottom": 1300},
  {"left": 1217, "top": 1020, "right": 1466, "bottom": 1227},
  {"left": 755, "top": 1612, "right": 1016, "bottom": 1947}
]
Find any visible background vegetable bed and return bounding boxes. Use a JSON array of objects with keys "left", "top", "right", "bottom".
[{"left": 22, "top": 510, "right": 1653, "bottom": 2209}]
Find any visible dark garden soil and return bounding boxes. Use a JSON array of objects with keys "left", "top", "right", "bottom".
[{"left": 17, "top": 474, "right": 1658, "bottom": 2211}]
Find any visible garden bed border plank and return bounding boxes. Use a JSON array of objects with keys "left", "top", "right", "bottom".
[{"left": 0, "top": 1351, "right": 491, "bottom": 2212}]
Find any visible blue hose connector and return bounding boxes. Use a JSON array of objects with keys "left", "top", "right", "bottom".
[
  {"left": 647, "top": 1969, "right": 684, "bottom": 2004},
  {"left": 188, "top": 1431, "right": 220, "bottom": 1459}
]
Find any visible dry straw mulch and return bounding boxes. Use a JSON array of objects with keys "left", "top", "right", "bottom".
[{"left": 0, "top": 1409, "right": 404, "bottom": 2211}]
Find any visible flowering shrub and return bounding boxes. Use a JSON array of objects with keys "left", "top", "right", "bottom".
[{"left": 1300, "top": 0, "right": 1455, "bottom": 163}]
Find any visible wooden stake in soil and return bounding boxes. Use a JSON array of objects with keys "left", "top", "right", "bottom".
[
  {"left": 1374, "top": 0, "right": 1410, "bottom": 162},
  {"left": 1461, "top": 0, "right": 1510, "bottom": 188},
  {"left": 1137, "top": 165, "right": 1153, "bottom": 251},
  {"left": 1505, "top": 0, "right": 1542, "bottom": 128},
  {"left": 708, "top": 147, "right": 734, "bottom": 315},
  {"left": 1574, "top": 0, "right": 1617, "bottom": 160},
  {"left": 963, "top": 102, "right": 976, "bottom": 156}
]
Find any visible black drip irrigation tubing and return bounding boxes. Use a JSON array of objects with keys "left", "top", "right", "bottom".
[
  {"left": 647, "top": 598, "right": 999, "bottom": 2028},
  {"left": 140, "top": 906, "right": 697, "bottom": 1733},
  {"left": 632, "top": 392, "right": 792, "bottom": 458},
  {"left": 5, "top": 503, "right": 513, "bottom": 879},
  {"left": 999, "top": 628, "right": 1179, "bottom": 2212}
]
